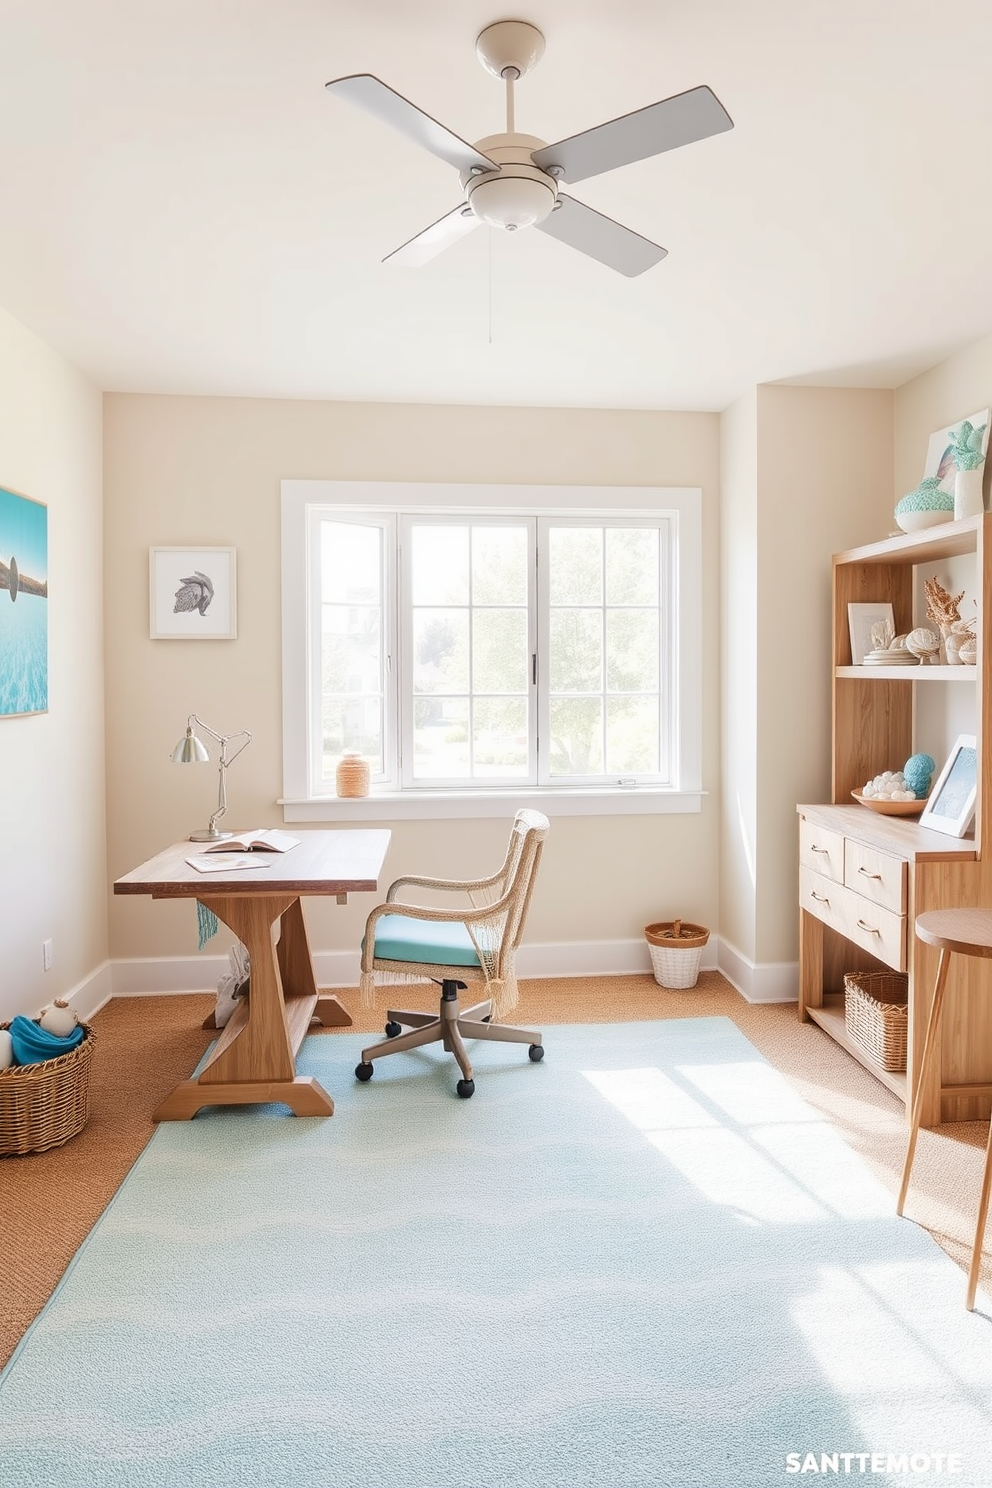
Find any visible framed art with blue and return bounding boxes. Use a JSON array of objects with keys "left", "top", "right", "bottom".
[
  {"left": 0, "top": 485, "right": 48, "bottom": 717},
  {"left": 918, "top": 733, "right": 978, "bottom": 838}
]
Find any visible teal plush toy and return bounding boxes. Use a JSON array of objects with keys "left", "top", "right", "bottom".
[{"left": 904, "top": 753, "right": 937, "bottom": 800}]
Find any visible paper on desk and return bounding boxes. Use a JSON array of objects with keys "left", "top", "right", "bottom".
[{"left": 185, "top": 854, "right": 270, "bottom": 873}]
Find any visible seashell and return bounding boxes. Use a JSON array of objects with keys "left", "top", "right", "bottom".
[
  {"left": 891, "top": 634, "right": 908, "bottom": 649},
  {"left": 959, "top": 636, "right": 978, "bottom": 664},
  {"left": 906, "top": 626, "right": 940, "bottom": 659}
]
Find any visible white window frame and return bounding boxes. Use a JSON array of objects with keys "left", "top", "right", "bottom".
[
  {"left": 399, "top": 512, "right": 538, "bottom": 790},
  {"left": 307, "top": 507, "right": 396, "bottom": 794},
  {"left": 281, "top": 481, "right": 703, "bottom": 821}
]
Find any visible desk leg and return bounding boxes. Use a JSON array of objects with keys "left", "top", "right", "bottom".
[
  {"left": 276, "top": 898, "right": 353, "bottom": 1029},
  {"left": 153, "top": 893, "right": 335, "bottom": 1121}
]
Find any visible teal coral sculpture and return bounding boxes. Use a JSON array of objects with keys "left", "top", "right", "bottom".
[
  {"left": 904, "top": 752, "right": 936, "bottom": 800},
  {"left": 895, "top": 477, "right": 954, "bottom": 516},
  {"left": 948, "top": 419, "right": 988, "bottom": 473}
]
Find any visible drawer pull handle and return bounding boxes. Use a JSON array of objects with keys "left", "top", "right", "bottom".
[
  {"left": 810, "top": 891, "right": 829, "bottom": 903},
  {"left": 858, "top": 867, "right": 882, "bottom": 881},
  {"left": 810, "top": 845, "right": 830, "bottom": 854},
  {"left": 856, "top": 918, "right": 880, "bottom": 935}
]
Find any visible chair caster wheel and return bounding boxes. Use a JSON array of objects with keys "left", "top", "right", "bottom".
[
  {"left": 385, "top": 1021, "right": 402, "bottom": 1037},
  {"left": 456, "top": 1079, "right": 475, "bottom": 1099},
  {"left": 355, "top": 1061, "right": 374, "bottom": 1081},
  {"left": 528, "top": 1044, "right": 544, "bottom": 1062}
]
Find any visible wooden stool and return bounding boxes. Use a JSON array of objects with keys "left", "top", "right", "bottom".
[{"left": 897, "top": 908, "right": 992, "bottom": 1310}]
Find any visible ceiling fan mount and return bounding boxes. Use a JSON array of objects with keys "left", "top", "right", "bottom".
[
  {"left": 325, "top": 18, "right": 733, "bottom": 275},
  {"left": 474, "top": 19, "right": 546, "bottom": 81}
]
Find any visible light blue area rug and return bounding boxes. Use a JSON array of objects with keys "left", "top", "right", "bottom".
[{"left": 2, "top": 1017, "right": 991, "bottom": 1488}]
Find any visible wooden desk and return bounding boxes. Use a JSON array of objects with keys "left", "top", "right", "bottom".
[{"left": 114, "top": 830, "right": 390, "bottom": 1121}]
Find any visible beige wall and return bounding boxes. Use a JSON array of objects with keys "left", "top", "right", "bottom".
[
  {"left": 0, "top": 306, "right": 105, "bottom": 1022},
  {"left": 103, "top": 395, "right": 722, "bottom": 964},
  {"left": 719, "top": 389, "right": 759, "bottom": 962},
  {"left": 895, "top": 331, "right": 992, "bottom": 501},
  {"left": 755, "top": 385, "right": 894, "bottom": 963},
  {"left": 720, "top": 385, "right": 895, "bottom": 973}
]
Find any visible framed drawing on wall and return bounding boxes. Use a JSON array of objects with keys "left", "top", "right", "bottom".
[
  {"left": 0, "top": 486, "right": 49, "bottom": 717},
  {"left": 150, "top": 547, "right": 237, "bottom": 640},
  {"left": 919, "top": 733, "right": 978, "bottom": 838}
]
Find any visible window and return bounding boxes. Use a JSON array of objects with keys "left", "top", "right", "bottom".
[{"left": 281, "top": 483, "right": 702, "bottom": 819}]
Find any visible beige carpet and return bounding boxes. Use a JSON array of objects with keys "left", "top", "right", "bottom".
[{"left": 2, "top": 971, "right": 989, "bottom": 1368}]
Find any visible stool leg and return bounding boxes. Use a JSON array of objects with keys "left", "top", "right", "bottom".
[
  {"left": 966, "top": 1115, "right": 992, "bottom": 1311},
  {"left": 897, "top": 947, "right": 951, "bottom": 1217}
]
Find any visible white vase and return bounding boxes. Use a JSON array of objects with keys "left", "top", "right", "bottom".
[{"left": 954, "top": 465, "right": 985, "bottom": 520}]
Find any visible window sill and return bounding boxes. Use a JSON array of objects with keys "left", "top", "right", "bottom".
[{"left": 280, "top": 788, "right": 705, "bottom": 822}]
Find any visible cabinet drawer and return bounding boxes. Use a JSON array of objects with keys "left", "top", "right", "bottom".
[
  {"left": 844, "top": 839, "right": 907, "bottom": 915},
  {"left": 800, "top": 867, "right": 907, "bottom": 972},
  {"left": 799, "top": 819, "right": 845, "bottom": 883}
]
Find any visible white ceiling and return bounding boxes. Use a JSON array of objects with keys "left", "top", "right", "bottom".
[{"left": 1, "top": 0, "right": 991, "bottom": 410}]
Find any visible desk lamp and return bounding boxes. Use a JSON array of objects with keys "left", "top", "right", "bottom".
[{"left": 171, "top": 714, "right": 252, "bottom": 842}]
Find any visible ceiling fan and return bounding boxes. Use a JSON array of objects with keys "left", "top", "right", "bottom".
[{"left": 325, "top": 19, "right": 733, "bottom": 277}]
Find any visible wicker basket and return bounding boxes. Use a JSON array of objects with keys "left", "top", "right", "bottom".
[
  {"left": 843, "top": 972, "right": 908, "bottom": 1072},
  {"left": 644, "top": 920, "right": 710, "bottom": 989},
  {"left": 0, "top": 1022, "right": 96, "bottom": 1156}
]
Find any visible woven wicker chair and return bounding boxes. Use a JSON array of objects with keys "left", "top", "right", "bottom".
[{"left": 355, "top": 809, "right": 549, "bottom": 1098}]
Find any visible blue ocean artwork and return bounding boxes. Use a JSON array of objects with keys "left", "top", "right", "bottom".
[{"left": 0, "top": 486, "right": 48, "bottom": 716}]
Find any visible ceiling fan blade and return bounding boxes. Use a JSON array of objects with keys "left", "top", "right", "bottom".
[
  {"left": 536, "top": 195, "right": 667, "bottom": 277},
  {"left": 383, "top": 204, "right": 480, "bottom": 267},
  {"left": 325, "top": 74, "right": 497, "bottom": 175},
  {"left": 532, "top": 85, "right": 733, "bottom": 185}
]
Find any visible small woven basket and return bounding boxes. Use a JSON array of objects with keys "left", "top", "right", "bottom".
[
  {"left": 843, "top": 971, "right": 908, "bottom": 1072},
  {"left": 0, "top": 1022, "right": 96, "bottom": 1156},
  {"left": 644, "top": 920, "right": 710, "bottom": 989}
]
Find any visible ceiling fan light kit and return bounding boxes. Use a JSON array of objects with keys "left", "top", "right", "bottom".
[
  {"left": 461, "top": 134, "right": 557, "bottom": 230},
  {"left": 325, "top": 18, "right": 733, "bottom": 276}
]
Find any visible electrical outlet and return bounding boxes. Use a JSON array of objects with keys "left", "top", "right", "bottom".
[{"left": 42, "top": 939, "right": 53, "bottom": 972}]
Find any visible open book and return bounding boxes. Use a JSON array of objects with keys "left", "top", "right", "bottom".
[{"left": 199, "top": 830, "right": 301, "bottom": 854}]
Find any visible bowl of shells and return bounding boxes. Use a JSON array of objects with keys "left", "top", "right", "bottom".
[{"left": 852, "top": 769, "right": 926, "bottom": 816}]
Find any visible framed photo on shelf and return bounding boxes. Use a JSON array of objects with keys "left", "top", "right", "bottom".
[
  {"left": 918, "top": 734, "right": 978, "bottom": 838},
  {"left": 847, "top": 602, "right": 894, "bottom": 665},
  {"left": 149, "top": 547, "right": 237, "bottom": 640}
]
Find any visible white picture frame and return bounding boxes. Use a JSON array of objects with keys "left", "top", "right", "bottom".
[
  {"left": 847, "top": 602, "right": 894, "bottom": 665},
  {"left": 918, "top": 733, "right": 978, "bottom": 838},
  {"left": 150, "top": 547, "right": 237, "bottom": 640}
]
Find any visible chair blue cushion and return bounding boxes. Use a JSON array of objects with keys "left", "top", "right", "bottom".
[{"left": 371, "top": 914, "right": 482, "bottom": 968}]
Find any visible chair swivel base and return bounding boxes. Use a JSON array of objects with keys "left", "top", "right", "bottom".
[{"left": 354, "top": 978, "right": 544, "bottom": 1098}]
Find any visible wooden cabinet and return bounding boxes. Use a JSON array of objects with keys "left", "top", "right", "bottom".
[{"left": 798, "top": 514, "right": 992, "bottom": 1127}]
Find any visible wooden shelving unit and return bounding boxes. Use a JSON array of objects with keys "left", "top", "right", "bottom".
[{"left": 798, "top": 513, "right": 992, "bottom": 1127}]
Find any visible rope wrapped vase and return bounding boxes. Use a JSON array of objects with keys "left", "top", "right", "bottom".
[{"left": 644, "top": 919, "right": 710, "bottom": 989}]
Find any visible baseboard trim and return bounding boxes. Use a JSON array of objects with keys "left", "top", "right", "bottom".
[
  {"left": 109, "top": 937, "right": 727, "bottom": 997},
  {"left": 64, "top": 960, "right": 115, "bottom": 1022},
  {"left": 104, "top": 939, "right": 797, "bottom": 1002},
  {"left": 717, "top": 938, "right": 798, "bottom": 1004}
]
